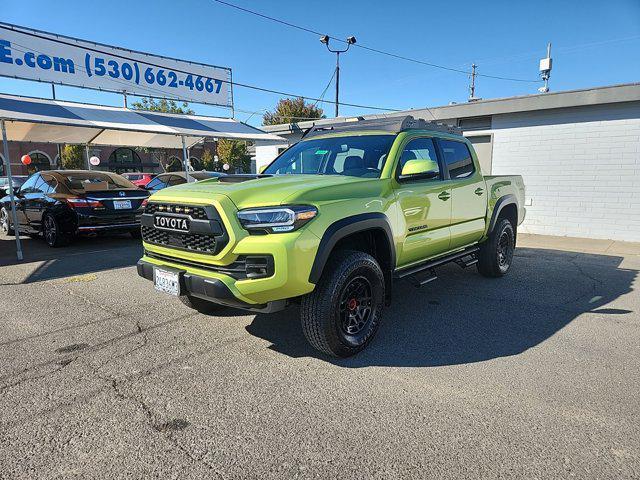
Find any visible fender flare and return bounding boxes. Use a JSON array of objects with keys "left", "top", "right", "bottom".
[
  {"left": 487, "top": 194, "right": 518, "bottom": 234},
  {"left": 308, "top": 212, "right": 395, "bottom": 284}
]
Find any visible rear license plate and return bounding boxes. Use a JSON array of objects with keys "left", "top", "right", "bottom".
[
  {"left": 113, "top": 199, "right": 132, "bottom": 210},
  {"left": 154, "top": 268, "right": 180, "bottom": 296}
]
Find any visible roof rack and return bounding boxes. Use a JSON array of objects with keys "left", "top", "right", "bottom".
[{"left": 302, "top": 115, "right": 462, "bottom": 138}]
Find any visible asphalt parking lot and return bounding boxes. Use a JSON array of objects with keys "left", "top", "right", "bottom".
[{"left": 1, "top": 233, "right": 639, "bottom": 479}]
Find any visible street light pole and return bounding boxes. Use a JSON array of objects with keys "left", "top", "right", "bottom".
[{"left": 320, "top": 35, "right": 356, "bottom": 118}]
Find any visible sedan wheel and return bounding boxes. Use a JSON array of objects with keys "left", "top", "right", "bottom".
[
  {"left": 1, "top": 207, "right": 14, "bottom": 236},
  {"left": 43, "top": 214, "right": 70, "bottom": 247}
]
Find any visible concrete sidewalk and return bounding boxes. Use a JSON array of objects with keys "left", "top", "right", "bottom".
[{"left": 518, "top": 233, "right": 640, "bottom": 256}]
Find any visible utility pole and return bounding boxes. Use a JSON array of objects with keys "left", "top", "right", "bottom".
[
  {"left": 468, "top": 64, "right": 477, "bottom": 101},
  {"left": 320, "top": 35, "right": 357, "bottom": 117},
  {"left": 51, "top": 84, "right": 62, "bottom": 168}
]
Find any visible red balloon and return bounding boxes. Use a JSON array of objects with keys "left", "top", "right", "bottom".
[{"left": 21, "top": 154, "right": 32, "bottom": 166}]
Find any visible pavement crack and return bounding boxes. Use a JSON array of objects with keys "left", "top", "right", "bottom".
[
  {"left": 0, "top": 355, "right": 78, "bottom": 395},
  {"left": 106, "top": 376, "right": 225, "bottom": 478}
]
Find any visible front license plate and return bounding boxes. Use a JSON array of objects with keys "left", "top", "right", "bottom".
[
  {"left": 113, "top": 199, "right": 132, "bottom": 210},
  {"left": 154, "top": 268, "right": 180, "bottom": 296}
]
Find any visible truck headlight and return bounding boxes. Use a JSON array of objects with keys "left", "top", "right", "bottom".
[{"left": 237, "top": 206, "right": 317, "bottom": 233}]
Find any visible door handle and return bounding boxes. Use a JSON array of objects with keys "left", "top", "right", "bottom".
[
  {"left": 474, "top": 188, "right": 484, "bottom": 196},
  {"left": 437, "top": 191, "right": 450, "bottom": 201}
]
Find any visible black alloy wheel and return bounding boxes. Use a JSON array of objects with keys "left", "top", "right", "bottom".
[
  {"left": 43, "top": 214, "right": 70, "bottom": 247},
  {"left": 339, "top": 276, "right": 374, "bottom": 336},
  {"left": 497, "top": 227, "right": 514, "bottom": 272}
]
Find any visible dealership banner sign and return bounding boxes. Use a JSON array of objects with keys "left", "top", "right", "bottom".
[{"left": 0, "top": 23, "right": 232, "bottom": 108}]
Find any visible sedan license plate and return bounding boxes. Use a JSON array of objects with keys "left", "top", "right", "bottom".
[
  {"left": 154, "top": 268, "right": 180, "bottom": 296},
  {"left": 113, "top": 199, "right": 132, "bottom": 210}
]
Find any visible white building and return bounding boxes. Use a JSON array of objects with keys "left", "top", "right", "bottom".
[{"left": 255, "top": 83, "right": 640, "bottom": 242}]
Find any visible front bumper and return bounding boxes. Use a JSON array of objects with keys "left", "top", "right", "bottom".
[
  {"left": 139, "top": 195, "right": 321, "bottom": 306},
  {"left": 137, "top": 259, "right": 286, "bottom": 313}
]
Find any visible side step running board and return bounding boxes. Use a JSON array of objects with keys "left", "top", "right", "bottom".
[
  {"left": 394, "top": 246, "right": 479, "bottom": 280},
  {"left": 409, "top": 268, "right": 438, "bottom": 287}
]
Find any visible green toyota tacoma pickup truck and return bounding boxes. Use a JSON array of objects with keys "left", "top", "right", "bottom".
[{"left": 137, "top": 116, "right": 525, "bottom": 357}]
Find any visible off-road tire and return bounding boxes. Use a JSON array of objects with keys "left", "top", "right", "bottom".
[
  {"left": 1, "top": 207, "right": 14, "bottom": 236},
  {"left": 301, "top": 250, "right": 385, "bottom": 357},
  {"left": 43, "top": 213, "right": 71, "bottom": 248},
  {"left": 179, "top": 294, "right": 227, "bottom": 314},
  {"left": 477, "top": 217, "right": 515, "bottom": 277}
]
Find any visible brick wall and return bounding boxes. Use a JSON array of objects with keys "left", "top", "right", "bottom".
[{"left": 490, "top": 103, "right": 640, "bottom": 242}]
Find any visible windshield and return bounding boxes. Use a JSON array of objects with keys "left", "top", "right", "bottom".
[
  {"left": 263, "top": 134, "right": 395, "bottom": 178},
  {"left": 61, "top": 172, "right": 136, "bottom": 190}
]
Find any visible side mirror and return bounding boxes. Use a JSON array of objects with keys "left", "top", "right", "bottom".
[{"left": 399, "top": 159, "right": 439, "bottom": 181}]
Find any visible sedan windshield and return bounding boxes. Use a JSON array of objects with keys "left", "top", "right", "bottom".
[{"left": 263, "top": 134, "right": 395, "bottom": 178}]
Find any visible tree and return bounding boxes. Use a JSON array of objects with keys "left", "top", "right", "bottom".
[
  {"left": 130, "top": 97, "right": 195, "bottom": 172},
  {"left": 201, "top": 148, "right": 218, "bottom": 171},
  {"left": 60, "top": 145, "right": 84, "bottom": 169},
  {"left": 217, "top": 139, "right": 250, "bottom": 173},
  {"left": 131, "top": 98, "right": 194, "bottom": 115},
  {"left": 263, "top": 97, "right": 324, "bottom": 126}
]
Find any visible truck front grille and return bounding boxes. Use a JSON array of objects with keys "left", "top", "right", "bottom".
[
  {"left": 141, "top": 226, "right": 218, "bottom": 254},
  {"left": 141, "top": 202, "right": 228, "bottom": 254}
]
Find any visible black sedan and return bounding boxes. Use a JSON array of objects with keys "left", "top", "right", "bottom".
[{"left": 0, "top": 170, "right": 149, "bottom": 247}]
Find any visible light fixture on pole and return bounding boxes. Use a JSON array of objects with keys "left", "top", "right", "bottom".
[
  {"left": 320, "top": 35, "right": 357, "bottom": 117},
  {"left": 538, "top": 43, "right": 553, "bottom": 93}
]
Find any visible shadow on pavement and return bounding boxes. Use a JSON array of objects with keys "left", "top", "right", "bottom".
[
  {"left": 0, "top": 233, "right": 142, "bottom": 284},
  {"left": 245, "top": 247, "right": 638, "bottom": 367}
]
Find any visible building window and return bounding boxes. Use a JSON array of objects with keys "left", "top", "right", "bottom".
[
  {"left": 165, "top": 156, "right": 183, "bottom": 172},
  {"left": 26, "top": 151, "right": 52, "bottom": 175},
  {"left": 189, "top": 157, "right": 202, "bottom": 170},
  {"left": 108, "top": 148, "right": 143, "bottom": 173},
  {"left": 0, "top": 153, "right": 5, "bottom": 176}
]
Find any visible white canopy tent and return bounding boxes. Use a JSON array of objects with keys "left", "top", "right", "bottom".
[{"left": 0, "top": 93, "right": 284, "bottom": 260}]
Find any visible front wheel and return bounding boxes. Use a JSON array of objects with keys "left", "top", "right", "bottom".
[
  {"left": 477, "top": 217, "right": 515, "bottom": 277},
  {"left": 0, "top": 207, "right": 14, "bottom": 236},
  {"left": 301, "top": 250, "right": 385, "bottom": 357}
]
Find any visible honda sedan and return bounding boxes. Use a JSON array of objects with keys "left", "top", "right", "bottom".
[{"left": 0, "top": 170, "right": 149, "bottom": 247}]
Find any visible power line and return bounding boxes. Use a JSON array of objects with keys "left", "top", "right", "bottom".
[
  {"left": 210, "top": 0, "right": 540, "bottom": 83},
  {"left": 0, "top": 23, "right": 400, "bottom": 112}
]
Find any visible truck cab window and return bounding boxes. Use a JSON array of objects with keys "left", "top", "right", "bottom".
[{"left": 440, "top": 139, "right": 475, "bottom": 179}]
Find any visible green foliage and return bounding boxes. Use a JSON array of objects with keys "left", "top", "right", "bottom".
[
  {"left": 60, "top": 144, "right": 85, "bottom": 170},
  {"left": 201, "top": 149, "right": 217, "bottom": 171},
  {"left": 131, "top": 97, "right": 194, "bottom": 115},
  {"left": 217, "top": 139, "right": 250, "bottom": 173},
  {"left": 263, "top": 97, "right": 324, "bottom": 126}
]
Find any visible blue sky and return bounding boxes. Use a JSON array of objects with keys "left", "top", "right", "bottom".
[{"left": 2, "top": 0, "right": 639, "bottom": 126}]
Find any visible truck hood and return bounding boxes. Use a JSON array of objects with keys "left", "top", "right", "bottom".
[{"left": 161, "top": 174, "right": 374, "bottom": 210}]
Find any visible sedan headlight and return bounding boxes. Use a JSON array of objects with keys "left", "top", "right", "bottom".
[{"left": 237, "top": 205, "right": 318, "bottom": 233}]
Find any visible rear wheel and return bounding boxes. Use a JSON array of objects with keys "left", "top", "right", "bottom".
[
  {"left": 301, "top": 250, "right": 385, "bottom": 357},
  {"left": 0, "top": 207, "right": 14, "bottom": 236},
  {"left": 43, "top": 213, "right": 71, "bottom": 247},
  {"left": 179, "top": 294, "right": 227, "bottom": 314},
  {"left": 477, "top": 217, "right": 515, "bottom": 277}
]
